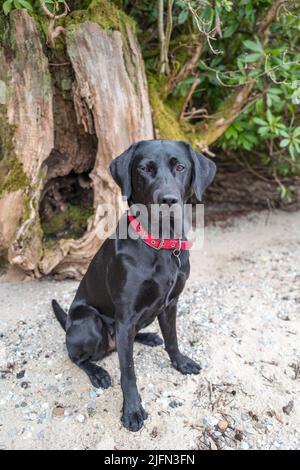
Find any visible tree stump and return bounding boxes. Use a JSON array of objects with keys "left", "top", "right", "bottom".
[{"left": 0, "top": 9, "right": 153, "bottom": 279}]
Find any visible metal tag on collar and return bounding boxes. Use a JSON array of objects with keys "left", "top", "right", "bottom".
[{"left": 173, "top": 240, "right": 182, "bottom": 268}]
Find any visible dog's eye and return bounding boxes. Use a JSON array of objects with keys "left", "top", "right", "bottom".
[
  {"left": 139, "top": 165, "right": 153, "bottom": 174},
  {"left": 175, "top": 164, "right": 185, "bottom": 172}
]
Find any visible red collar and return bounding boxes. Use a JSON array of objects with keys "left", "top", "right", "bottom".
[{"left": 128, "top": 211, "right": 193, "bottom": 251}]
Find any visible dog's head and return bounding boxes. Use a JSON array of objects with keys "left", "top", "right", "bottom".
[{"left": 109, "top": 140, "right": 216, "bottom": 207}]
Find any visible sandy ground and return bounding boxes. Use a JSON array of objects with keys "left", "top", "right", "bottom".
[{"left": 0, "top": 210, "right": 299, "bottom": 450}]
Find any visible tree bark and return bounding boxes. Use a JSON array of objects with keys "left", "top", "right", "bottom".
[{"left": 0, "top": 10, "right": 54, "bottom": 276}]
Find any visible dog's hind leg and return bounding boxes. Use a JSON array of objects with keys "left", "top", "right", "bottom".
[
  {"left": 135, "top": 332, "right": 163, "bottom": 347},
  {"left": 66, "top": 305, "right": 112, "bottom": 389}
]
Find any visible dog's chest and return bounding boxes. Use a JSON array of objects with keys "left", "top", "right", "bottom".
[{"left": 135, "top": 256, "right": 188, "bottom": 329}]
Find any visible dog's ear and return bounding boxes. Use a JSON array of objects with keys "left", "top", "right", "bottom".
[
  {"left": 186, "top": 144, "right": 216, "bottom": 202},
  {"left": 109, "top": 143, "right": 137, "bottom": 199}
]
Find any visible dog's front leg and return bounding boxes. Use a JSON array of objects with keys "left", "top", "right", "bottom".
[
  {"left": 116, "top": 320, "right": 148, "bottom": 432},
  {"left": 159, "top": 299, "right": 201, "bottom": 375}
]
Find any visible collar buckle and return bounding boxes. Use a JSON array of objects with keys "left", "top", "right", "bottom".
[{"left": 152, "top": 239, "right": 165, "bottom": 250}]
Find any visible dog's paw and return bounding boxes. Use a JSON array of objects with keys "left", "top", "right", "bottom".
[
  {"left": 172, "top": 355, "right": 201, "bottom": 375},
  {"left": 135, "top": 332, "right": 164, "bottom": 347},
  {"left": 121, "top": 404, "right": 148, "bottom": 432},
  {"left": 89, "top": 367, "right": 112, "bottom": 389}
]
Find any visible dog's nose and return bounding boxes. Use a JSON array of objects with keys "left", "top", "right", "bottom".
[{"left": 160, "top": 195, "right": 179, "bottom": 207}]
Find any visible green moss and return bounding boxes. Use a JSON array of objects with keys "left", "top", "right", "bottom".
[
  {"left": 66, "top": 0, "right": 135, "bottom": 35},
  {"left": 0, "top": 157, "right": 29, "bottom": 195},
  {"left": 148, "top": 76, "right": 196, "bottom": 144},
  {"left": 42, "top": 205, "right": 95, "bottom": 241},
  {"left": 0, "top": 110, "right": 29, "bottom": 198},
  {"left": 21, "top": 194, "right": 31, "bottom": 222}
]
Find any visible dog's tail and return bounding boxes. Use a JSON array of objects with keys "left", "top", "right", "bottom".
[{"left": 52, "top": 299, "right": 67, "bottom": 331}]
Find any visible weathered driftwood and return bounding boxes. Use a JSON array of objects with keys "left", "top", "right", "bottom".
[
  {"left": 0, "top": 10, "right": 54, "bottom": 277},
  {"left": 0, "top": 9, "right": 153, "bottom": 279}
]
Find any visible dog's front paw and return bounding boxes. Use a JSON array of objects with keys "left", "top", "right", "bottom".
[
  {"left": 172, "top": 355, "right": 201, "bottom": 375},
  {"left": 121, "top": 403, "right": 148, "bottom": 432}
]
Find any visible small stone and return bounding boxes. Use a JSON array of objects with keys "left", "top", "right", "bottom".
[
  {"left": 168, "top": 400, "right": 183, "bottom": 409},
  {"left": 150, "top": 426, "right": 159, "bottom": 438},
  {"left": 235, "top": 430, "right": 243, "bottom": 441},
  {"left": 282, "top": 400, "right": 294, "bottom": 416},
  {"left": 16, "top": 370, "right": 25, "bottom": 379},
  {"left": 203, "top": 415, "right": 218, "bottom": 428},
  {"left": 241, "top": 441, "right": 250, "bottom": 450},
  {"left": 162, "top": 390, "right": 173, "bottom": 398},
  {"left": 241, "top": 413, "right": 250, "bottom": 421},
  {"left": 245, "top": 426, "right": 256, "bottom": 435},
  {"left": 277, "top": 312, "right": 290, "bottom": 321},
  {"left": 87, "top": 402, "right": 97, "bottom": 417},
  {"left": 53, "top": 404, "right": 65, "bottom": 417},
  {"left": 37, "top": 430, "right": 45, "bottom": 440},
  {"left": 248, "top": 411, "right": 259, "bottom": 422},
  {"left": 218, "top": 420, "right": 228, "bottom": 433},
  {"left": 21, "top": 381, "right": 29, "bottom": 389},
  {"left": 89, "top": 388, "right": 103, "bottom": 398},
  {"left": 76, "top": 414, "right": 85, "bottom": 424},
  {"left": 89, "top": 390, "right": 98, "bottom": 399}
]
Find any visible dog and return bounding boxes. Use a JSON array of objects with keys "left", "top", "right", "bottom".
[{"left": 52, "top": 139, "right": 216, "bottom": 432}]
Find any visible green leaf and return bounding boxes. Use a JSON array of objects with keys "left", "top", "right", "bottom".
[
  {"left": 266, "top": 109, "right": 273, "bottom": 122},
  {"left": 178, "top": 9, "right": 189, "bottom": 25},
  {"left": 279, "top": 130, "right": 290, "bottom": 138},
  {"left": 3, "top": 0, "right": 13, "bottom": 15},
  {"left": 243, "top": 39, "right": 263, "bottom": 53},
  {"left": 280, "top": 139, "right": 290, "bottom": 148},
  {"left": 258, "top": 126, "right": 269, "bottom": 136},
  {"left": 223, "top": 23, "right": 238, "bottom": 38},
  {"left": 267, "top": 48, "right": 284, "bottom": 55},
  {"left": 267, "top": 88, "right": 282, "bottom": 95},
  {"left": 18, "top": 0, "right": 33, "bottom": 11},
  {"left": 293, "top": 127, "right": 300, "bottom": 137},
  {"left": 255, "top": 98, "right": 263, "bottom": 114},
  {"left": 243, "top": 53, "right": 262, "bottom": 63},
  {"left": 289, "top": 144, "right": 296, "bottom": 160},
  {"left": 253, "top": 118, "right": 267, "bottom": 126}
]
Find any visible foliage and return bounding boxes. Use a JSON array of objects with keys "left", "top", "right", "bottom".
[
  {"left": 2, "top": 0, "right": 33, "bottom": 15},
  {"left": 1, "top": 0, "right": 74, "bottom": 16},
  {"left": 1, "top": 0, "right": 300, "bottom": 193},
  {"left": 124, "top": 0, "right": 300, "bottom": 187}
]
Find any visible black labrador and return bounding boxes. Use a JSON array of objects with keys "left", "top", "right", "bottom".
[{"left": 52, "top": 140, "right": 216, "bottom": 432}]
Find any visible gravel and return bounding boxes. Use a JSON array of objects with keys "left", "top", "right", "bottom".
[{"left": 0, "top": 210, "right": 300, "bottom": 450}]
